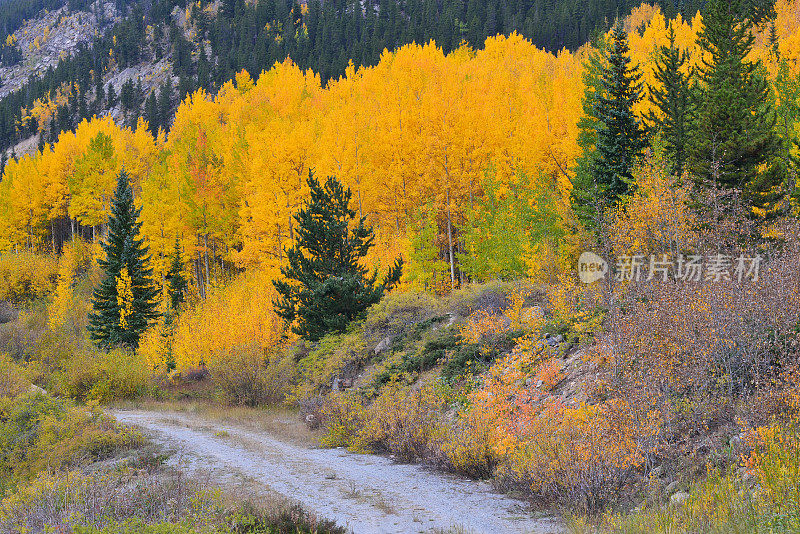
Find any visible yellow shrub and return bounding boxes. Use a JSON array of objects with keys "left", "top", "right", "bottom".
[
  {"left": 321, "top": 381, "right": 450, "bottom": 460},
  {"left": 0, "top": 354, "right": 28, "bottom": 398},
  {"left": 598, "top": 422, "right": 800, "bottom": 533},
  {"left": 320, "top": 391, "right": 369, "bottom": 451},
  {"left": 459, "top": 309, "right": 507, "bottom": 343},
  {"left": 55, "top": 348, "right": 151, "bottom": 402},
  {"left": 442, "top": 402, "right": 497, "bottom": 478},
  {"left": 47, "top": 241, "right": 93, "bottom": 332},
  {"left": 496, "top": 399, "right": 660, "bottom": 512},
  {"left": 212, "top": 343, "right": 293, "bottom": 406},
  {"left": 547, "top": 273, "right": 604, "bottom": 335},
  {"left": 0, "top": 253, "right": 58, "bottom": 303},
  {"left": 138, "top": 317, "right": 173, "bottom": 374},
  {"left": 611, "top": 150, "right": 697, "bottom": 258},
  {"left": 28, "top": 402, "right": 143, "bottom": 474},
  {"left": 169, "top": 269, "right": 284, "bottom": 373},
  {"left": 745, "top": 423, "right": 800, "bottom": 516},
  {"left": 0, "top": 392, "right": 143, "bottom": 492}
]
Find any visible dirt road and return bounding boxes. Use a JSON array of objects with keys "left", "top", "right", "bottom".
[{"left": 111, "top": 409, "right": 562, "bottom": 534}]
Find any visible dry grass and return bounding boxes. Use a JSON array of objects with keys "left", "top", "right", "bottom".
[{"left": 110, "top": 399, "right": 321, "bottom": 446}]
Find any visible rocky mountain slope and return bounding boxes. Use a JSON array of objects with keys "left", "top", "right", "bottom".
[{"left": 0, "top": 2, "right": 119, "bottom": 99}]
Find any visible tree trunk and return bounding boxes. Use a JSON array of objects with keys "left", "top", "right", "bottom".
[
  {"left": 447, "top": 188, "right": 455, "bottom": 287},
  {"left": 203, "top": 233, "right": 210, "bottom": 299}
]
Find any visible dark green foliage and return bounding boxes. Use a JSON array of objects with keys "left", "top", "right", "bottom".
[
  {"left": 0, "top": 40, "right": 21, "bottom": 67},
  {"left": 646, "top": 25, "right": 694, "bottom": 176},
  {"left": 158, "top": 80, "right": 173, "bottom": 132},
  {"left": 88, "top": 169, "right": 160, "bottom": 349},
  {"left": 106, "top": 83, "right": 117, "bottom": 108},
  {"left": 144, "top": 92, "right": 159, "bottom": 137},
  {"left": 372, "top": 326, "right": 461, "bottom": 387},
  {"left": 593, "top": 24, "right": 647, "bottom": 197},
  {"left": 371, "top": 321, "right": 521, "bottom": 387},
  {"left": 571, "top": 24, "right": 646, "bottom": 225},
  {"left": 380, "top": 315, "right": 448, "bottom": 355},
  {"left": 165, "top": 237, "right": 188, "bottom": 314},
  {"left": 571, "top": 38, "right": 606, "bottom": 220},
  {"left": 0, "top": 0, "right": 74, "bottom": 37},
  {"left": 440, "top": 328, "right": 523, "bottom": 381},
  {"left": 688, "top": 0, "right": 779, "bottom": 202},
  {"left": 273, "top": 172, "right": 403, "bottom": 341}
]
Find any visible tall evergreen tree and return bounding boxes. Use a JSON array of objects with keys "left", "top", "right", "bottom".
[
  {"left": 688, "top": 0, "right": 778, "bottom": 200},
  {"left": 88, "top": 169, "right": 160, "bottom": 349},
  {"left": 594, "top": 23, "right": 646, "bottom": 197},
  {"left": 106, "top": 83, "right": 117, "bottom": 108},
  {"left": 157, "top": 80, "right": 173, "bottom": 132},
  {"left": 144, "top": 92, "right": 159, "bottom": 136},
  {"left": 273, "top": 171, "right": 403, "bottom": 341},
  {"left": 646, "top": 24, "right": 693, "bottom": 176},
  {"left": 165, "top": 237, "right": 188, "bottom": 314},
  {"left": 571, "top": 24, "right": 645, "bottom": 225}
]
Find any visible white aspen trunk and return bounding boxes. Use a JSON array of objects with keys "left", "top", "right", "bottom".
[{"left": 447, "top": 188, "right": 455, "bottom": 287}]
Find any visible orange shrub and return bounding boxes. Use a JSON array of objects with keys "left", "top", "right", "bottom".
[
  {"left": 534, "top": 358, "right": 564, "bottom": 390},
  {"left": 461, "top": 338, "right": 662, "bottom": 512},
  {"left": 459, "top": 310, "right": 507, "bottom": 344}
]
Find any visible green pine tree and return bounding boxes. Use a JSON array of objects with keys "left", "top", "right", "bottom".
[
  {"left": 106, "top": 83, "right": 117, "bottom": 108},
  {"left": 593, "top": 23, "right": 646, "bottom": 198},
  {"left": 144, "top": 92, "right": 159, "bottom": 137},
  {"left": 273, "top": 171, "right": 403, "bottom": 341},
  {"left": 571, "top": 24, "right": 645, "bottom": 226},
  {"left": 688, "top": 0, "right": 779, "bottom": 201},
  {"left": 165, "top": 237, "right": 188, "bottom": 314},
  {"left": 646, "top": 24, "right": 693, "bottom": 176},
  {"left": 88, "top": 169, "right": 160, "bottom": 349},
  {"left": 158, "top": 80, "right": 173, "bottom": 133},
  {"left": 571, "top": 35, "right": 607, "bottom": 196},
  {"left": 768, "top": 20, "right": 779, "bottom": 58}
]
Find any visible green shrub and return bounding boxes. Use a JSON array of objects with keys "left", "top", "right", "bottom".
[
  {"left": 441, "top": 328, "right": 524, "bottom": 382},
  {"left": 0, "top": 391, "right": 143, "bottom": 493},
  {"left": 49, "top": 347, "right": 152, "bottom": 402},
  {"left": 372, "top": 326, "right": 460, "bottom": 387},
  {"left": 228, "top": 503, "right": 348, "bottom": 534}
]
